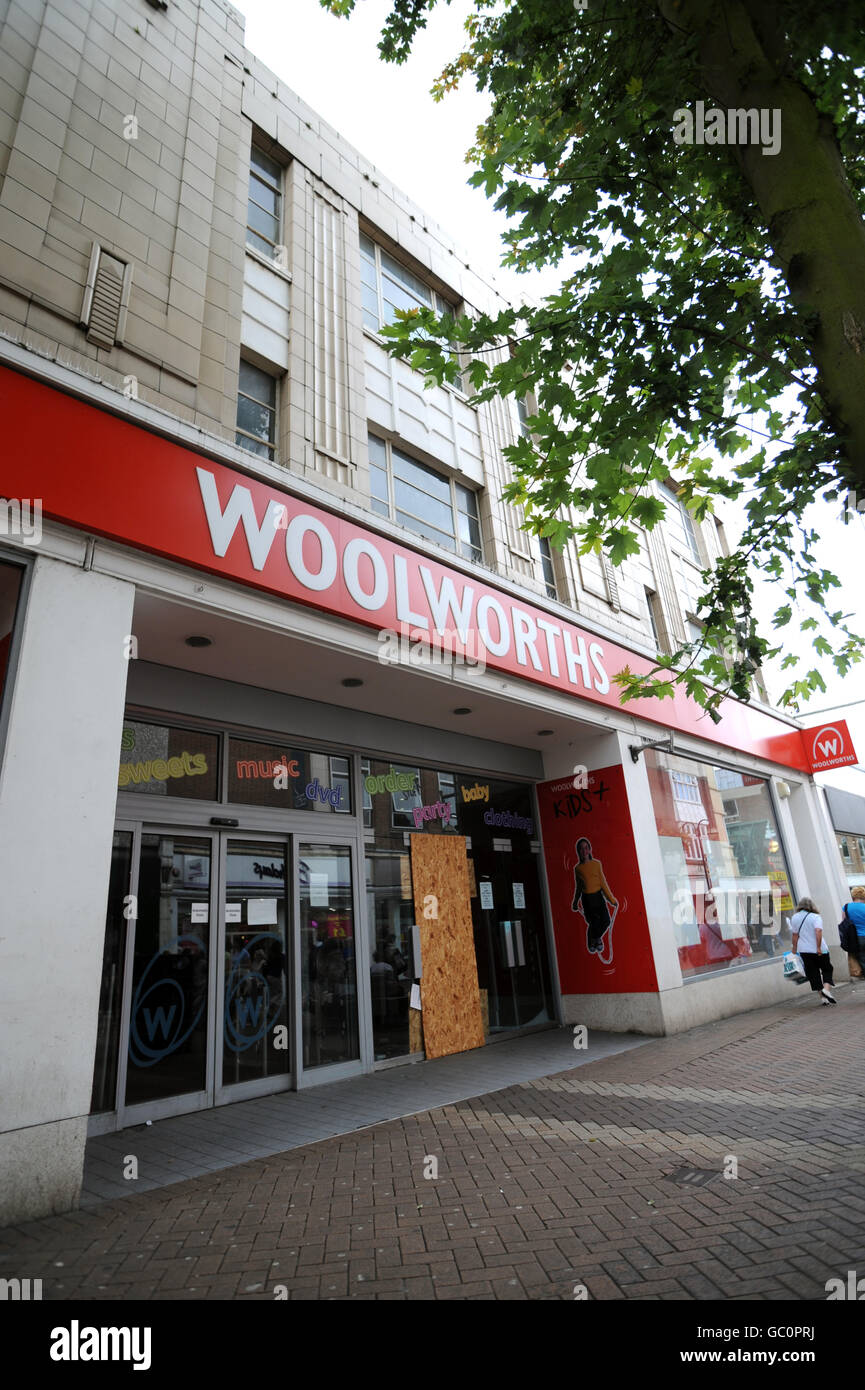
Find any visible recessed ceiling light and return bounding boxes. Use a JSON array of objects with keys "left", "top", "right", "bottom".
[
  {"left": 342, "top": 678, "right": 363, "bottom": 688},
  {"left": 537, "top": 729, "right": 555, "bottom": 736},
  {"left": 453, "top": 707, "right": 472, "bottom": 716},
  {"left": 185, "top": 635, "right": 212, "bottom": 648}
]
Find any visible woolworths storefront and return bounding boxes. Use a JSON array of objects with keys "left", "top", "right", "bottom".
[{"left": 0, "top": 365, "right": 850, "bottom": 1221}]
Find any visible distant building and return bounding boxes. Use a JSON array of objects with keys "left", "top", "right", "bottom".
[{"left": 823, "top": 786, "right": 865, "bottom": 891}]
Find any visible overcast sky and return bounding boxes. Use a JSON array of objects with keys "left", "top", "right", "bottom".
[{"left": 237, "top": 0, "right": 865, "bottom": 794}]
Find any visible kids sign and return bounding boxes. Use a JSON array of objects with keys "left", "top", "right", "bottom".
[
  {"left": 803, "top": 720, "right": 859, "bottom": 773},
  {"left": 536, "top": 766, "right": 657, "bottom": 994}
]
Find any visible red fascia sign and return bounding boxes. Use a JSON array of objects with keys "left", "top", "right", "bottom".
[
  {"left": 802, "top": 719, "right": 859, "bottom": 773},
  {"left": 0, "top": 364, "right": 811, "bottom": 771}
]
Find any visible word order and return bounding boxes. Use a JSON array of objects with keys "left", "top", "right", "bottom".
[
  {"left": 412, "top": 801, "right": 452, "bottom": 829},
  {"left": 672, "top": 102, "right": 781, "bottom": 157},
  {"left": 365, "top": 770, "right": 416, "bottom": 794},
  {"left": 461, "top": 782, "right": 489, "bottom": 803}
]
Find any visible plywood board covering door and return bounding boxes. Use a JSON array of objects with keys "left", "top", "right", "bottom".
[{"left": 410, "top": 834, "right": 485, "bottom": 1059}]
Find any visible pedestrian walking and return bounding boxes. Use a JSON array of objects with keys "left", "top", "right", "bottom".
[
  {"left": 840, "top": 885, "right": 865, "bottom": 980},
  {"left": 790, "top": 897, "right": 836, "bottom": 1005}
]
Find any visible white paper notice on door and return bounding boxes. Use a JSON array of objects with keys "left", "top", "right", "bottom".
[
  {"left": 247, "top": 898, "right": 278, "bottom": 925},
  {"left": 513, "top": 882, "right": 526, "bottom": 909},
  {"left": 190, "top": 902, "right": 209, "bottom": 923},
  {"left": 479, "top": 881, "right": 494, "bottom": 910},
  {"left": 409, "top": 983, "right": 422, "bottom": 1012},
  {"left": 309, "top": 871, "right": 329, "bottom": 907},
  {"left": 225, "top": 903, "right": 242, "bottom": 923}
]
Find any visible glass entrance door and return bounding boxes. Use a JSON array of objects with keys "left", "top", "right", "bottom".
[
  {"left": 471, "top": 840, "right": 554, "bottom": 1034},
  {"left": 298, "top": 841, "right": 360, "bottom": 1071},
  {"left": 101, "top": 826, "right": 363, "bottom": 1127},
  {"left": 218, "top": 838, "right": 291, "bottom": 1099},
  {"left": 124, "top": 832, "right": 214, "bottom": 1112}
]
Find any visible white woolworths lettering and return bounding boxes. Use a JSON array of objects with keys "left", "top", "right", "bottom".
[
  {"left": 420, "top": 566, "right": 474, "bottom": 643},
  {"left": 343, "top": 536, "right": 389, "bottom": 610},
  {"left": 196, "top": 467, "right": 611, "bottom": 693},
  {"left": 285, "top": 515, "right": 338, "bottom": 590},
  {"left": 477, "top": 594, "right": 511, "bottom": 656}
]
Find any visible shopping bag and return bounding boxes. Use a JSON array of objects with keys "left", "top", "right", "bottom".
[{"left": 782, "top": 950, "right": 807, "bottom": 984}]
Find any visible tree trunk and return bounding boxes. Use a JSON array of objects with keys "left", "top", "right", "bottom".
[{"left": 658, "top": 0, "right": 865, "bottom": 481}]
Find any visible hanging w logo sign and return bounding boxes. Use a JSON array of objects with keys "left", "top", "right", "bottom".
[{"left": 802, "top": 720, "right": 859, "bottom": 773}]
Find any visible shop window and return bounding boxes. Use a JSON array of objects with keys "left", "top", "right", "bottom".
[
  {"left": 118, "top": 721, "right": 220, "bottom": 801},
  {"left": 360, "top": 232, "right": 465, "bottom": 392},
  {"left": 228, "top": 737, "right": 352, "bottom": 813},
  {"left": 236, "top": 360, "right": 277, "bottom": 460},
  {"left": 329, "top": 755, "right": 352, "bottom": 815},
  {"left": 367, "top": 432, "right": 482, "bottom": 564},
  {"left": 646, "top": 750, "right": 795, "bottom": 978},
  {"left": 840, "top": 836, "right": 851, "bottom": 862},
  {"left": 247, "top": 145, "right": 282, "bottom": 258}
]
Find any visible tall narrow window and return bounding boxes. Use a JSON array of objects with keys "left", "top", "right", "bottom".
[
  {"left": 360, "top": 233, "right": 464, "bottom": 391},
  {"left": 646, "top": 589, "right": 666, "bottom": 652},
  {"left": 368, "top": 433, "right": 482, "bottom": 563},
  {"left": 247, "top": 147, "right": 282, "bottom": 257},
  {"left": 236, "top": 361, "right": 276, "bottom": 459},
  {"left": 660, "top": 482, "right": 702, "bottom": 563},
  {"left": 538, "top": 536, "right": 557, "bottom": 599}
]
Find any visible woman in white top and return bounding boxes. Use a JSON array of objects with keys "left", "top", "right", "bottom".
[{"left": 790, "top": 897, "right": 836, "bottom": 1005}]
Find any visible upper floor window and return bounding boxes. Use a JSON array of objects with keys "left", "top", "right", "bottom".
[
  {"left": 236, "top": 360, "right": 276, "bottom": 459},
  {"left": 659, "top": 482, "right": 702, "bottom": 564},
  {"left": 368, "top": 432, "right": 482, "bottom": 563},
  {"left": 646, "top": 589, "right": 669, "bottom": 653},
  {"left": 247, "top": 147, "right": 282, "bottom": 257},
  {"left": 517, "top": 397, "right": 536, "bottom": 438},
  {"left": 360, "top": 233, "right": 464, "bottom": 391},
  {"left": 538, "top": 536, "right": 557, "bottom": 599}
]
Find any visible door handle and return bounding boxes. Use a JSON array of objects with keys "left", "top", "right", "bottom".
[{"left": 514, "top": 919, "right": 525, "bottom": 967}]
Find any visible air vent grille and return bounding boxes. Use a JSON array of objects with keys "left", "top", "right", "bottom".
[{"left": 81, "top": 244, "right": 131, "bottom": 348}]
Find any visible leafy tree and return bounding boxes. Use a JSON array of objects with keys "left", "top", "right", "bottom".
[{"left": 322, "top": 0, "right": 865, "bottom": 719}]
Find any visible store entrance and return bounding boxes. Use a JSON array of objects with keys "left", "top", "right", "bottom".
[{"left": 92, "top": 826, "right": 360, "bottom": 1128}]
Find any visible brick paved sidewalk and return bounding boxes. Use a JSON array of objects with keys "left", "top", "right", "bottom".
[{"left": 2, "top": 986, "right": 864, "bottom": 1301}]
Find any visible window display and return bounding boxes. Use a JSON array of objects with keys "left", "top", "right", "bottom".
[{"left": 646, "top": 750, "right": 795, "bottom": 976}]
